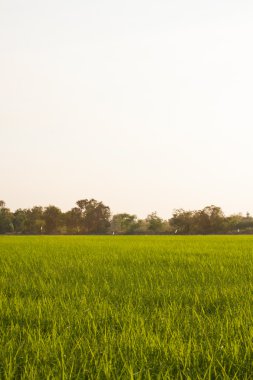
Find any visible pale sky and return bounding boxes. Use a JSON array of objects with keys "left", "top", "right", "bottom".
[{"left": 1, "top": 0, "right": 253, "bottom": 218}]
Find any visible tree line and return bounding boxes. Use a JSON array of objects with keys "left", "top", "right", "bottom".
[{"left": 0, "top": 199, "right": 252, "bottom": 235}]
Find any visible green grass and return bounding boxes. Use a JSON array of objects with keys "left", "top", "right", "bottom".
[{"left": 0, "top": 236, "right": 253, "bottom": 379}]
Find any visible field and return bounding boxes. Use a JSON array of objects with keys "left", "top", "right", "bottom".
[{"left": 0, "top": 236, "right": 253, "bottom": 379}]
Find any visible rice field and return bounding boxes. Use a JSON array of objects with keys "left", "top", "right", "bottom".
[{"left": 0, "top": 235, "right": 253, "bottom": 379}]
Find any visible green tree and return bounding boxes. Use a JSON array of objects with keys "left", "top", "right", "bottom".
[
  {"left": 76, "top": 199, "right": 111, "bottom": 233},
  {"left": 13, "top": 209, "right": 27, "bottom": 233},
  {"left": 24, "top": 207, "right": 45, "bottom": 234},
  {"left": 0, "top": 201, "right": 13, "bottom": 234},
  {"left": 170, "top": 206, "right": 225, "bottom": 234},
  {"left": 64, "top": 207, "right": 82, "bottom": 234},
  {"left": 110, "top": 213, "right": 138, "bottom": 234},
  {"left": 225, "top": 212, "right": 253, "bottom": 233},
  {"left": 197, "top": 205, "right": 225, "bottom": 234},
  {"left": 146, "top": 212, "right": 163, "bottom": 233},
  {"left": 170, "top": 209, "right": 194, "bottom": 234},
  {"left": 43, "top": 206, "right": 62, "bottom": 234}
]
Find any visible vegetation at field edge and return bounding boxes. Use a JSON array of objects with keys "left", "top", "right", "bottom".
[{"left": 1, "top": 199, "right": 253, "bottom": 235}]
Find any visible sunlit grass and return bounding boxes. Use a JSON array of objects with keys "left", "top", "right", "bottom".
[{"left": 0, "top": 236, "right": 253, "bottom": 379}]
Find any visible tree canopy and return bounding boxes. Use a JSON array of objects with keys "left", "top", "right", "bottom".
[{"left": 0, "top": 199, "right": 252, "bottom": 235}]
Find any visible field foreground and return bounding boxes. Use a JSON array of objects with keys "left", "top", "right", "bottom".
[{"left": 0, "top": 236, "right": 253, "bottom": 379}]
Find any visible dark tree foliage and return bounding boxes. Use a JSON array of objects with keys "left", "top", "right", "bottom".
[
  {"left": 0, "top": 202, "right": 13, "bottom": 233},
  {"left": 171, "top": 206, "right": 225, "bottom": 234},
  {"left": 170, "top": 209, "right": 193, "bottom": 234},
  {"left": 110, "top": 213, "right": 138, "bottom": 234},
  {"left": 13, "top": 209, "right": 27, "bottom": 234},
  {"left": 146, "top": 212, "right": 164, "bottom": 233},
  {"left": 0, "top": 199, "right": 253, "bottom": 234},
  {"left": 76, "top": 199, "right": 111, "bottom": 234},
  {"left": 64, "top": 207, "right": 82, "bottom": 234},
  {"left": 43, "top": 206, "right": 62, "bottom": 234}
]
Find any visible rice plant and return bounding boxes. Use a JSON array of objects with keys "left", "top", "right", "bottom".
[{"left": 0, "top": 236, "right": 253, "bottom": 379}]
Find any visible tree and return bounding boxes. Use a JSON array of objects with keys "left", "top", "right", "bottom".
[
  {"left": 64, "top": 207, "right": 82, "bottom": 234},
  {"left": 146, "top": 212, "right": 163, "bottom": 233},
  {"left": 0, "top": 202, "right": 13, "bottom": 234},
  {"left": 76, "top": 199, "right": 87, "bottom": 211},
  {"left": 198, "top": 205, "right": 225, "bottom": 234},
  {"left": 110, "top": 213, "right": 138, "bottom": 234},
  {"left": 13, "top": 209, "right": 27, "bottom": 233},
  {"left": 23, "top": 206, "right": 45, "bottom": 234},
  {"left": 76, "top": 199, "right": 111, "bottom": 233},
  {"left": 170, "top": 209, "right": 194, "bottom": 234},
  {"left": 170, "top": 206, "right": 225, "bottom": 234},
  {"left": 225, "top": 212, "right": 253, "bottom": 233},
  {"left": 43, "top": 206, "right": 62, "bottom": 234},
  {"left": 0, "top": 200, "right": 6, "bottom": 209}
]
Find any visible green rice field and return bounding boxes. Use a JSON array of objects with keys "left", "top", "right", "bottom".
[{"left": 0, "top": 236, "right": 253, "bottom": 379}]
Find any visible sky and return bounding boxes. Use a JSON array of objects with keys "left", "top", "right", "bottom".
[{"left": 1, "top": 0, "right": 253, "bottom": 218}]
